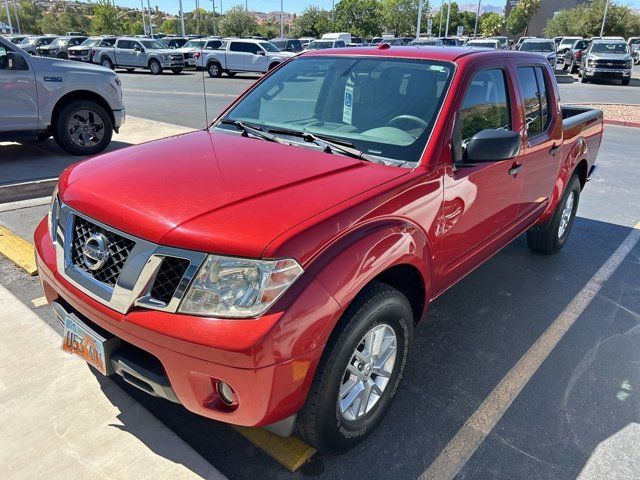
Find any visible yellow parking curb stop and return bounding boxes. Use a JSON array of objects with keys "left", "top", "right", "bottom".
[
  {"left": 0, "top": 226, "right": 37, "bottom": 276},
  {"left": 233, "top": 426, "right": 316, "bottom": 472}
]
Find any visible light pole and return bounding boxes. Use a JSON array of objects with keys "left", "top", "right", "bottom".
[
  {"left": 280, "top": 0, "right": 283, "bottom": 38},
  {"left": 473, "top": 0, "right": 481, "bottom": 37},
  {"left": 416, "top": 0, "right": 423, "bottom": 40},
  {"left": 444, "top": 0, "right": 451, "bottom": 37},
  {"left": 599, "top": 0, "right": 609, "bottom": 37},
  {"left": 178, "top": 0, "right": 185, "bottom": 37},
  {"left": 11, "top": 0, "right": 19, "bottom": 34},
  {"left": 211, "top": 0, "right": 217, "bottom": 35},
  {"left": 438, "top": 0, "right": 444, "bottom": 37},
  {"left": 140, "top": 0, "right": 146, "bottom": 35},
  {"left": 3, "top": 0, "right": 13, "bottom": 34},
  {"left": 147, "top": 0, "right": 153, "bottom": 37}
]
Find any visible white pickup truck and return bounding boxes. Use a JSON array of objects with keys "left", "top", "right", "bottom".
[
  {"left": 199, "top": 38, "right": 295, "bottom": 78},
  {"left": 0, "top": 36, "right": 125, "bottom": 155}
]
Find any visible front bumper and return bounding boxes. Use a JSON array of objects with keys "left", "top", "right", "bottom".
[
  {"left": 69, "top": 54, "right": 91, "bottom": 62},
  {"left": 585, "top": 67, "right": 632, "bottom": 78},
  {"left": 160, "top": 61, "right": 185, "bottom": 68},
  {"left": 34, "top": 218, "right": 338, "bottom": 427},
  {"left": 113, "top": 108, "right": 126, "bottom": 130}
]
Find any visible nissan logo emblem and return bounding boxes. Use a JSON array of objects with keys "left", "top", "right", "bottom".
[{"left": 82, "top": 233, "right": 111, "bottom": 271}]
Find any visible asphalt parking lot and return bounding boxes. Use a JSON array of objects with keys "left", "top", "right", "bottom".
[{"left": 1, "top": 120, "right": 639, "bottom": 479}]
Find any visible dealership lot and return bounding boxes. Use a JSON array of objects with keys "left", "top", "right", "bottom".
[{"left": 1, "top": 117, "right": 639, "bottom": 479}]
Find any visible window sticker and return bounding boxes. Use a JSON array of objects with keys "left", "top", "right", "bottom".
[{"left": 343, "top": 75, "right": 354, "bottom": 124}]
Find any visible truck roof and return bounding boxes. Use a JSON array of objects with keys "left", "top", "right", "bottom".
[{"left": 302, "top": 45, "right": 546, "bottom": 64}]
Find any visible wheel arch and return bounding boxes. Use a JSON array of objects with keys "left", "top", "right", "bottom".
[{"left": 50, "top": 90, "right": 114, "bottom": 131}]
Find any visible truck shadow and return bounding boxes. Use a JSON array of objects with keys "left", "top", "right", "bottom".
[{"left": 95, "top": 216, "right": 640, "bottom": 479}]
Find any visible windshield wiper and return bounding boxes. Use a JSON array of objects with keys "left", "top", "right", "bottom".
[
  {"left": 266, "top": 126, "right": 377, "bottom": 163},
  {"left": 219, "top": 119, "right": 285, "bottom": 144}
]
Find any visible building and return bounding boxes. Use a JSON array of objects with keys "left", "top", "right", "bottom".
[{"left": 505, "top": 0, "right": 589, "bottom": 36}]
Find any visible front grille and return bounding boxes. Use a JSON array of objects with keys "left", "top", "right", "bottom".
[
  {"left": 149, "top": 257, "right": 191, "bottom": 304},
  {"left": 170, "top": 54, "right": 183, "bottom": 61},
  {"left": 70, "top": 215, "right": 136, "bottom": 287},
  {"left": 184, "top": 52, "right": 193, "bottom": 59},
  {"left": 594, "top": 59, "right": 627, "bottom": 68},
  {"left": 72, "top": 49, "right": 88, "bottom": 55}
]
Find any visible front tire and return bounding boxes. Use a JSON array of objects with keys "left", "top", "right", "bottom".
[
  {"left": 295, "top": 282, "right": 413, "bottom": 453},
  {"left": 527, "top": 175, "right": 581, "bottom": 254},
  {"left": 149, "top": 59, "right": 162, "bottom": 75},
  {"left": 101, "top": 57, "right": 114, "bottom": 70},
  {"left": 622, "top": 77, "right": 630, "bottom": 86},
  {"left": 53, "top": 100, "right": 113, "bottom": 156},
  {"left": 207, "top": 61, "right": 221, "bottom": 78}
]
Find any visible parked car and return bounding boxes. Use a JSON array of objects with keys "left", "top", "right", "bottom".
[
  {"left": 163, "top": 37, "right": 189, "bottom": 49},
  {"left": 490, "top": 36, "right": 509, "bottom": 49},
  {"left": 299, "top": 37, "right": 315, "bottom": 48},
  {"left": 553, "top": 36, "right": 563, "bottom": 49},
  {"left": 270, "top": 38, "right": 304, "bottom": 53},
  {"left": 96, "top": 37, "right": 185, "bottom": 75},
  {"left": 35, "top": 46, "right": 602, "bottom": 455},
  {"left": 17, "top": 35, "right": 57, "bottom": 55},
  {"left": 439, "top": 37, "right": 463, "bottom": 46},
  {"left": 202, "top": 39, "right": 294, "bottom": 77},
  {"left": 321, "top": 32, "right": 352, "bottom": 44},
  {"left": 562, "top": 39, "right": 590, "bottom": 73},
  {"left": 178, "top": 37, "right": 224, "bottom": 69},
  {"left": 518, "top": 38, "right": 557, "bottom": 68},
  {"left": 37, "top": 36, "right": 88, "bottom": 59},
  {"left": 6, "top": 34, "right": 29, "bottom": 44},
  {"left": 514, "top": 36, "right": 536, "bottom": 50},
  {"left": 0, "top": 36, "right": 124, "bottom": 155},
  {"left": 628, "top": 37, "right": 640, "bottom": 64},
  {"left": 556, "top": 36, "right": 581, "bottom": 57},
  {"left": 466, "top": 39, "right": 500, "bottom": 49},
  {"left": 411, "top": 38, "right": 445, "bottom": 46},
  {"left": 579, "top": 39, "right": 633, "bottom": 85},
  {"left": 67, "top": 36, "right": 117, "bottom": 63},
  {"left": 305, "top": 39, "right": 346, "bottom": 50}
]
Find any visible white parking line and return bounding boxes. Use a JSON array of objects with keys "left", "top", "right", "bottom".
[
  {"left": 0, "top": 196, "right": 51, "bottom": 212},
  {"left": 123, "top": 88, "right": 238, "bottom": 98},
  {"left": 420, "top": 221, "right": 640, "bottom": 480}
]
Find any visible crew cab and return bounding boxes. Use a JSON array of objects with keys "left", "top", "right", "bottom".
[
  {"left": 17, "top": 35, "right": 58, "bottom": 55},
  {"left": 178, "top": 37, "right": 224, "bottom": 69},
  {"left": 202, "top": 38, "right": 294, "bottom": 77},
  {"left": 35, "top": 46, "right": 602, "bottom": 454},
  {"left": 0, "top": 36, "right": 124, "bottom": 155},
  {"left": 96, "top": 37, "right": 185, "bottom": 75},
  {"left": 37, "top": 36, "right": 88, "bottom": 59}
]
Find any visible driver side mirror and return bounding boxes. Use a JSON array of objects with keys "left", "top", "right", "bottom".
[
  {"left": 5, "top": 52, "right": 29, "bottom": 70},
  {"left": 256, "top": 50, "right": 265, "bottom": 56},
  {"left": 134, "top": 44, "right": 143, "bottom": 52},
  {"left": 464, "top": 129, "right": 521, "bottom": 163}
]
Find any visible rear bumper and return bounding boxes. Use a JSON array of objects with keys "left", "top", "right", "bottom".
[{"left": 34, "top": 218, "right": 338, "bottom": 427}]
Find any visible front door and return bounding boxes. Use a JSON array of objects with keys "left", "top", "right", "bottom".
[
  {"left": 244, "top": 43, "right": 268, "bottom": 72},
  {"left": 0, "top": 46, "right": 38, "bottom": 131},
  {"left": 226, "top": 41, "right": 246, "bottom": 71},
  {"left": 436, "top": 65, "right": 525, "bottom": 292}
]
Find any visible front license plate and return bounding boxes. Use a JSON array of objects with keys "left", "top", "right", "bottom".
[{"left": 61, "top": 315, "right": 108, "bottom": 375}]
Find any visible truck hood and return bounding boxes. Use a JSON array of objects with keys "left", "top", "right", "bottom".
[
  {"left": 589, "top": 53, "right": 632, "bottom": 61},
  {"left": 61, "top": 130, "right": 408, "bottom": 259},
  {"left": 30, "top": 55, "right": 115, "bottom": 75}
]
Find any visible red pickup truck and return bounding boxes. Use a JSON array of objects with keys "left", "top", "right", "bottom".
[{"left": 35, "top": 46, "right": 603, "bottom": 453}]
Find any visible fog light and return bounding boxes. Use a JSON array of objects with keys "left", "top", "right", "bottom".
[{"left": 217, "top": 381, "right": 235, "bottom": 405}]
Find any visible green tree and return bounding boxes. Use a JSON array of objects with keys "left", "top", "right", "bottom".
[
  {"left": 480, "top": 12, "right": 505, "bottom": 37},
  {"left": 382, "top": 0, "right": 430, "bottom": 37},
  {"left": 4, "top": 0, "right": 44, "bottom": 34},
  {"left": 506, "top": 4, "right": 527, "bottom": 36},
  {"left": 291, "top": 6, "right": 332, "bottom": 38},
  {"left": 91, "top": 0, "right": 125, "bottom": 35},
  {"left": 544, "top": 0, "right": 640, "bottom": 38},
  {"left": 160, "top": 18, "right": 179, "bottom": 34},
  {"left": 218, "top": 6, "right": 257, "bottom": 37},
  {"left": 334, "top": 0, "right": 383, "bottom": 38}
]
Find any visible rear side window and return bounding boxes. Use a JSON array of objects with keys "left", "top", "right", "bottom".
[
  {"left": 516, "top": 66, "right": 551, "bottom": 137},
  {"left": 117, "top": 40, "right": 132, "bottom": 49},
  {"left": 205, "top": 40, "right": 221, "bottom": 50},
  {"left": 459, "top": 69, "right": 510, "bottom": 146},
  {"left": 101, "top": 38, "right": 116, "bottom": 46},
  {"left": 229, "top": 42, "right": 243, "bottom": 52}
]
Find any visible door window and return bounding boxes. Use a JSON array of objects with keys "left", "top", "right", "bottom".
[
  {"left": 229, "top": 42, "right": 243, "bottom": 52},
  {"left": 0, "top": 46, "right": 7, "bottom": 69},
  {"left": 117, "top": 40, "right": 133, "bottom": 49},
  {"left": 516, "top": 66, "right": 551, "bottom": 137},
  {"left": 244, "top": 43, "right": 261, "bottom": 55},
  {"left": 458, "top": 69, "right": 510, "bottom": 150}
]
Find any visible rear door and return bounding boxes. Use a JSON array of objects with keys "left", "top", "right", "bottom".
[
  {"left": 0, "top": 46, "right": 38, "bottom": 131},
  {"left": 437, "top": 63, "right": 525, "bottom": 290},
  {"left": 513, "top": 64, "right": 562, "bottom": 218},
  {"left": 226, "top": 41, "right": 246, "bottom": 70},
  {"left": 114, "top": 39, "right": 133, "bottom": 66}
]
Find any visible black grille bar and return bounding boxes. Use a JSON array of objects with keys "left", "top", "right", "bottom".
[{"left": 149, "top": 257, "right": 191, "bottom": 304}]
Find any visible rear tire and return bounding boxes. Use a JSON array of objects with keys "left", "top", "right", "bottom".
[
  {"left": 268, "top": 62, "right": 279, "bottom": 71},
  {"left": 527, "top": 175, "right": 581, "bottom": 254},
  {"left": 171, "top": 68, "right": 183, "bottom": 74},
  {"left": 562, "top": 62, "right": 568, "bottom": 71},
  {"left": 622, "top": 77, "right": 630, "bottom": 86},
  {"left": 149, "top": 59, "right": 162, "bottom": 75},
  {"left": 207, "top": 61, "right": 221, "bottom": 78},
  {"left": 126, "top": 68, "right": 135, "bottom": 73},
  {"left": 101, "top": 57, "right": 114, "bottom": 70},
  {"left": 295, "top": 282, "right": 414, "bottom": 453},
  {"left": 226, "top": 71, "right": 236, "bottom": 77},
  {"left": 53, "top": 100, "right": 113, "bottom": 156},
  {"left": 58, "top": 53, "right": 68, "bottom": 60}
]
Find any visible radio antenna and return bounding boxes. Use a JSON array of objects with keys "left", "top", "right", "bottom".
[{"left": 201, "top": 57, "right": 210, "bottom": 128}]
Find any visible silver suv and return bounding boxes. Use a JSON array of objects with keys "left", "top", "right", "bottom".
[
  {"left": 37, "top": 36, "right": 88, "bottom": 59},
  {"left": 580, "top": 39, "right": 633, "bottom": 85},
  {"left": 95, "top": 37, "right": 185, "bottom": 75},
  {"left": 0, "top": 36, "right": 125, "bottom": 155}
]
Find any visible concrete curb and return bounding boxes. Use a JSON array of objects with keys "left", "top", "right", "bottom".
[
  {"left": 0, "top": 284, "right": 227, "bottom": 480},
  {"left": 604, "top": 119, "right": 640, "bottom": 128}
]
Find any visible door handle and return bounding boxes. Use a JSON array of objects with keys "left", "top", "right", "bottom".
[
  {"left": 508, "top": 162, "right": 523, "bottom": 175},
  {"left": 549, "top": 143, "right": 561, "bottom": 156}
]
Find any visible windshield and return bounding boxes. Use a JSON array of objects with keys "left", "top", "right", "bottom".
[
  {"left": 520, "top": 41, "right": 555, "bottom": 52},
  {"left": 630, "top": 39, "right": 640, "bottom": 45},
  {"left": 591, "top": 42, "right": 629, "bottom": 54},
  {"left": 184, "top": 40, "right": 206, "bottom": 49},
  {"left": 37, "top": 37, "right": 56, "bottom": 46},
  {"left": 81, "top": 39, "right": 100, "bottom": 46},
  {"left": 260, "top": 42, "right": 280, "bottom": 52},
  {"left": 574, "top": 40, "right": 589, "bottom": 50},
  {"left": 19, "top": 37, "right": 36, "bottom": 45},
  {"left": 559, "top": 38, "right": 580, "bottom": 47},
  {"left": 307, "top": 41, "right": 334, "bottom": 50},
  {"left": 468, "top": 41, "right": 496, "bottom": 48},
  {"left": 271, "top": 41, "right": 286, "bottom": 49},
  {"left": 219, "top": 56, "right": 453, "bottom": 165},
  {"left": 412, "top": 40, "right": 440, "bottom": 45},
  {"left": 141, "top": 40, "right": 166, "bottom": 50},
  {"left": 50, "top": 38, "right": 68, "bottom": 47}
]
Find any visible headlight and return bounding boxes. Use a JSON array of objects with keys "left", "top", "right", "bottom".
[
  {"left": 588, "top": 59, "right": 594, "bottom": 67},
  {"left": 48, "top": 184, "right": 59, "bottom": 244},
  {"left": 162, "top": 54, "right": 171, "bottom": 61},
  {"left": 114, "top": 75, "right": 121, "bottom": 87},
  {"left": 179, "top": 255, "right": 303, "bottom": 318},
  {"left": 625, "top": 60, "right": 632, "bottom": 68}
]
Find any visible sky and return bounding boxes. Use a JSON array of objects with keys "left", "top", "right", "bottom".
[{"left": 114, "top": 0, "right": 640, "bottom": 16}]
